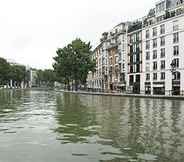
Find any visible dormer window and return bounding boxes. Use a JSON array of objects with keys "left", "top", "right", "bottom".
[
  {"left": 177, "top": 0, "right": 184, "bottom": 5},
  {"left": 156, "top": 1, "right": 165, "bottom": 13}
]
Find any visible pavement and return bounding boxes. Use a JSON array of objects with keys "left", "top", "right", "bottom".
[{"left": 57, "top": 90, "right": 184, "bottom": 100}]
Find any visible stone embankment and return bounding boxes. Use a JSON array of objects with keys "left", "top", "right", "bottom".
[{"left": 58, "top": 90, "right": 184, "bottom": 100}]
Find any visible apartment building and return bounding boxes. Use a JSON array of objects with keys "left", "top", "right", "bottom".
[
  {"left": 87, "top": 23, "right": 129, "bottom": 92},
  {"left": 87, "top": 0, "right": 184, "bottom": 95},
  {"left": 87, "top": 44, "right": 103, "bottom": 91},
  {"left": 127, "top": 21, "right": 143, "bottom": 94},
  {"left": 141, "top": 0, "right": 184, "bottom": 95}
]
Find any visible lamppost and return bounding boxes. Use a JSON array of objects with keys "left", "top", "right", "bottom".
[{"left": 170, "top": 60, "right": 176, "bottom": 95}]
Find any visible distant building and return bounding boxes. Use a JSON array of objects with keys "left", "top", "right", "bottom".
[{"left": 29, "top": 69, "right": 37, "bottom": 88}]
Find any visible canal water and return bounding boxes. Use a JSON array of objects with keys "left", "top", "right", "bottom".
[{"left": 0, "top": 90, "right": 184, "bottom": 162}]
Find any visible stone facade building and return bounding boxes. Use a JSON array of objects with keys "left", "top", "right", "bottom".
[{"left": 87, "top": 0, "right": 184, "bottom": 95}]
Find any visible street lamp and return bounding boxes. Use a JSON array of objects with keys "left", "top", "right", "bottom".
[{"left": 170, "top": 60, "right": 176, "bottom": 95}]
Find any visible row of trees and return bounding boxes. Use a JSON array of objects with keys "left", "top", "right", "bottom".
[
  {"left": 1, "top": 38, "right": 95, "bottom": 90},
  {"left": 36, "top": 69, "right": 56, "bottom": 87},
  {"left": 0, "top": 57, "right": 28, "bottom": 87},
  {"left": 53, "top": 39, "right": 96, "bottom": 91},
  {"left": 0, "top": 57, "right": 56, "bottom": 88}
]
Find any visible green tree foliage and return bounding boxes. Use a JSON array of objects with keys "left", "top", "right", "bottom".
[
  {"left": 9, "top": 65, "right": 27, "bottom": 85},
  {"left": 0, "top": 57, "right": 11, "bottom": 85},
  {"left": 0, "top": 57, "right": 56, "bottom": 88},
  {"left": 53, "top": 38, "right": 96, "bottom": 90},
  {"left": 36, "top": 69, "right": 56, "bottom": 87},
  {"left": 0, "top": 57, "right": 29, "bottom": 87}
]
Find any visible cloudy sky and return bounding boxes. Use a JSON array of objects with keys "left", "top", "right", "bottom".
[{"left": 0, "top": 0, "right": 154, "bottom": 69}]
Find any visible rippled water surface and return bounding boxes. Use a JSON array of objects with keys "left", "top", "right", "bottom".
[{"left": 0, "top": 90, "right": 184, "bottom": 162}]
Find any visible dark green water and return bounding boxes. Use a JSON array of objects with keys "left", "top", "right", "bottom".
[{"left": 0, "top": 90, "right": 184, "bottom": 162}]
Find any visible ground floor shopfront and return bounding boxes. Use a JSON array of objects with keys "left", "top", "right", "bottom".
[
  {"left": 144, "top": 80, "right": 182, "bottom": 96},
  {"left": 87, "top": 71, "right": 184, "bottom": 95}
]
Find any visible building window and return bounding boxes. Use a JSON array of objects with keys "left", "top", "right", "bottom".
[
  {"left": 160, "top": 36, "right": 165, "bottom": 46},
  {"left": 146, "top": 52, "right": 150, "bottom": 60},
  {"left": 134, "top": 44, "right": 137, "bottom": 53},
  {"left": 173, "top": 21, "right": 179, "bottom": 31},
  {"left": 130, "top": 66, "right": 133, "bottom": 73},
  {"left": 146, "top": 74, "right": 150, "bottom": 80},
  {"left": 173, "top": 32, "right": 179, "bottom": 43},
  {"left": 146, "top": 30, "right": 150, "bottom": 39},
  {"left": 153, "top": 73, "right": 157, "bottom": 80},
  {"left": 173, "top": 24, "right": 179, "bottom": 31},
  {"left": 136, "top": 64, "right": 140, "bottom": 73},
  {"left": 139, "top": 43, "right": 142, "bottom": 51},
  {"left": 160, "top": 48, "right": 165, "bottom": 58},
  {"left": 176, "top": 0, "right": 184, "bottom": 5},
  {"left": 160, "top": 24, "right": 165, "bottom": 34},
  {"left": 153, "top": 61, "right": 157, "bottom": 70},
  {"left": 153, "top": 27, "right": 157, "bottom": 37},
  {"left": 161, "top": 60, "right": 165, "bottom": 69},
  {"left": 173, "top": 72, "right": 180, "bottom": 80},
  {"left": 146, "top": 63, "right": 150, "bottom": 72},
  {"left": 173, "top": 46, "right": 179, "bottom": 56},
  {"left": 130, "top": 55, "right": 133, "bottom": 63},
  {"left": 129, "top": 75, "right": 134, "bottom": 85},
  {"left": 161, "top": 72, "right": 165, "bottom": 80},
  {"left": 133, "top": 65, "right": 136, "bottom": 73},
  {"left": 153, "top": 39, "right": 157, "bottom": 48},
  {"left": 110, "top": 58, "right": 113, "bottom": 65},
  {"left": 172, "top": 58, "right": 179, "bottom": 68},
  {"left": 157, "top": 16, "right": 164, "bottom": 22},
  {"left": 115, "top": 56, "right": 118, "bottom": 64},
  {"left": 136, "top": 33, "right": 140, "bottom": 41},
  {"left": 156, "top": 2, "right": 165, "bottom": 13},
  {"left": 146, "top": 40, "right": 150, "bottom": 50},
  {"left": 133, "top": 54, "right": 136, "bottom": 63},
  {"left": 153, "top": 50, "right": 157, "bottom": 59}
]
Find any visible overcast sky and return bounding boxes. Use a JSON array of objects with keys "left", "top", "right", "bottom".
[{"left": 0, "top": 0, "right": 155, "bottom": 69}]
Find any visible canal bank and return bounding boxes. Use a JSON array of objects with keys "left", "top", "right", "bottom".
[
  {"left": 58, "top": 90, "right": 184, "bottom": 100},
  {"left": 0, "top": 87, "right": 54, "bottom": 91}
]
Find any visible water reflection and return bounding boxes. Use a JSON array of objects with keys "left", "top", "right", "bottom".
[
  {"left": 54, "top": 93, "right": 97, "bottom": 143},
  {"left": 54, "top": 94, "right": 184, "bottom": 162},
  {"left": 169, "top": 101, "right": 183, "bottom": 162},
  {"left": 0, "top": 90, "right": 184, "bottom": 162},
  {"left": 0, "top": 90, "right": 27, "bottom": 121}
]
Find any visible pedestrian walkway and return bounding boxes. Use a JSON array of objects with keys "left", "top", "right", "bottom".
[{"left": 57, "top": 90, "right": 184, "bottom": 100}]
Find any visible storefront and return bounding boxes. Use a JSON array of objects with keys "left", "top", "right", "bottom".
[
  {"left": 145, "top": 82, "right": 151, "bottom": 95},
  {"left": 153, "top": 82, "right": 165, "bottom": 95}
]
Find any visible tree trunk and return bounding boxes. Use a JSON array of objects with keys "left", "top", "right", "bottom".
[
  {"left": 67, "top": 79, "right": 70, "bottom": 91},
  {"left": 75, "top": 80, "right": 78, "bottom": 91}
]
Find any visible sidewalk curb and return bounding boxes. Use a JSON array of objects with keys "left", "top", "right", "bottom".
[{"left": 56, "top": 90, "right": 184, "bottom": 100}]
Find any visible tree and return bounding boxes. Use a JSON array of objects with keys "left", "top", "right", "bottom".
[
  {"left": 36, "top": 70, "right": 44, "bottom": 86},
  {"left": 36, "top": 69, "right": 56, "bottom": 87},
  {"left": 9, "top": 65, "right": 27, "bottom": 87},
  {"left": 53, "top": 38, "right": 95, "bottom": 91},
  {"left": 0, "top": 57, "right": 11, "bottom": 85}
]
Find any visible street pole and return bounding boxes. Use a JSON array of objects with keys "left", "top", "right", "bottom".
[{"left": 170, "top": 60, "right": 176, "bottom": 95}]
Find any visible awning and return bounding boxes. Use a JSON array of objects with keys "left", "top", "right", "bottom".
[
  {"left": 153, "top": 85, "right": 164, "bottom": 88},
  {"left": 117, "top": 84, "right": 126, "bottom": 87}
]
